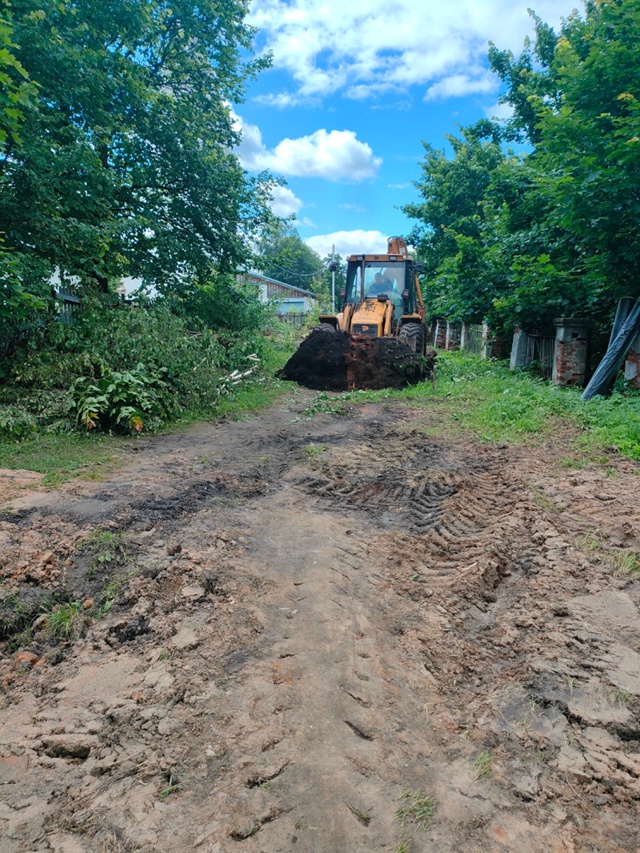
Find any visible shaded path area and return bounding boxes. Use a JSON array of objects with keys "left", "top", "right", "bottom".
[{"left": 0, "top": 391, "right": 639, "bottom": 851}]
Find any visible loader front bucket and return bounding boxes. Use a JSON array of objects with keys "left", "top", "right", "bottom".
[{"left": 277, "top": 328, "right": 434, "bottom": 391}]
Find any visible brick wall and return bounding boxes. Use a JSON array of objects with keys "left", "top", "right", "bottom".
[{"left": 552, "top": 319, "right": 589, "bottom": 386}]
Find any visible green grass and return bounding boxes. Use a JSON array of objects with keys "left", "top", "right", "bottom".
[
  {"left": 474, "top": 750, "right": 493, "bottom": 778},
  {"left": 422, "top": 354, "right": 640, "bottom": 456},
  {"left": 607, "top": 548, "right": 640, "bottom": 576},
  {"left": 0, "top": 432, "right": 129, "bottom": 485},
  {"left": 45, "top": 601, "right": 84, "bottom": 640},
  {"left": 334, "top": 352, "right": 640, "bottom": 461},
  {"left": 395, "top": 789, "right": 436, "bottom": 831},
  {"left": 212, "top": 376, "right": 289, "bottom": 420}
]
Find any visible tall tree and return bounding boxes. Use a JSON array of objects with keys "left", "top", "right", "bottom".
[
  {"left": 404, "top": 122, "right": 506, "bottom": 323},
  {"left": 0, "top": 4, "right": 44, "bottom": 333},
  {"left": 0, "top": 5, "right": 34, "bottom": 149},
  {"left": 0, "top": 0, "right": 274, "bottom": 299},
  {"left": 254, "top": 223, "right": 323, "bottom": 292},
  {"left": 407, "top": 0, "right": 640, "bottom": 334},
  {"left": 489, "top": 0, "right": 640, "bottom": 304}
]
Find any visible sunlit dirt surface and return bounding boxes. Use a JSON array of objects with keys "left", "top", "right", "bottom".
[{"left": 1, "top": 390, "right": 639, "bottom": 852}]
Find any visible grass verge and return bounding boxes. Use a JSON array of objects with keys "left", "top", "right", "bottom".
[
  {"left": 328, "top": 352, "right": 640, "bottom": 461},
  {"left": 0, "top": 432, "right": 129, "bottom": 486},
  {"left": 0, "top": 370, "right": 292, "bottom": 486}
]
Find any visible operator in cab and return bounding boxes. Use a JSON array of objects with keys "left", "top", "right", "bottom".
[{"left": 367, "top": 271, "right": 403, "bottom": 321}]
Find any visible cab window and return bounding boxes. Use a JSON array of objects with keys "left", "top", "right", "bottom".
[{"left": 345, "top": 263, "right": 363, "bottom": 303}]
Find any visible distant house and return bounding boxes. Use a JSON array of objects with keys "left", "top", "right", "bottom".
[{"left": 238, "top": 272, "right": 316, "bottom": 317}]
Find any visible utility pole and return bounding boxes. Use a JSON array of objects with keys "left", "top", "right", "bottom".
[{"left": 329, "top": 244, "right": 337, "bottom": 313}]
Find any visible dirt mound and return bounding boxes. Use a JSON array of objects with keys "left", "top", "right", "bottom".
[{"left": 278, "top": 328, "right": 435, "bottom": 391}]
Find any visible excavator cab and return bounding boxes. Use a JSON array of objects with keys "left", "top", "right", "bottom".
[
  {"left": 318, "top": 236, "right": 427, "bottom": 353},
  {"left": 342, "top": 257, "right": 420, "bottom": 317}
]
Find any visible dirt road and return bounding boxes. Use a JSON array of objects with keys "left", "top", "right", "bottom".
[{"left": 1, "top": 390, "right": 639, "bottom": 852}]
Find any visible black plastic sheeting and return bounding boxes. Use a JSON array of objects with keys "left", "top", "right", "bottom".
[{"left": 582, "top": 297, "right": 640, "bottom": 400}]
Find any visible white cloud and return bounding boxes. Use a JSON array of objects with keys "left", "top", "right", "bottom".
[
  {"left": 234, "top": 114, "right": 381, "bottom": 181},
  {"left": 340, "top": 202, "right": 366, "bottom": 212},
  {"left": 249, "top": 0, "right": 580, "bottom": 103},
  {"left": 306, "top": 230, "right": 389, "bottom": 258},
  {"left": 268, "top": 185, "right": 303, "bottom": 217},
  {"left": 485, "top": 101, "right": 515, "bottom": 121},
  {"left": 388, "top": 182, "right": 411, "bottom": 190},
  {"left": 424, "top": 73, "right": 497, "bottom": 101}
]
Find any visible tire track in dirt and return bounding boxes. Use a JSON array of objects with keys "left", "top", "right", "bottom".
[{"left": 0, "top": 395, "right": 638, "bottom": 852}]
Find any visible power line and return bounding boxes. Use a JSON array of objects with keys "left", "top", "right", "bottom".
[{"left": 268, "top": 261, "right": 325, "bottom": 278}]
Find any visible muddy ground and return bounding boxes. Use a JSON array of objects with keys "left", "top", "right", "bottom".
[{"left": 0, "top": 389, "right": 639, "bottom": 853}]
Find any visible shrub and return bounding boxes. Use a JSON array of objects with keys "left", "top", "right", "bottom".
[
  {"left": 67, "top": 363, "right": 172, "bottom": 433},
  {"left": 4, "top": 296, "right": 277, "bottom": 435},
  {"left": 0, "top": 405, "right": 38, "bottom": 440}
]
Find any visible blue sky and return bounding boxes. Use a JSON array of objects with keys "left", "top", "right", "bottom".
[{"left": 233, "top": 0, "right": 581, "bottom": 259}]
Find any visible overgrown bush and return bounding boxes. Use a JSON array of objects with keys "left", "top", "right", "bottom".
[
  {"left": 0, "top": 405, "right": 38, "bottom": 440},
  {"left": 67, "top": 363, "right": 172, "bottom": 433},
  {"left": 0, "top": 389, "right": 70, "bottom": 439},
  {"left": 2, "top": 298, "right": 274, "bottom": 435}
]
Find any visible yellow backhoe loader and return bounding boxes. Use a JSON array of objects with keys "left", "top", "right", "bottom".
[
  {"left": 317, "top": 236, "right": 428, "bottom": 354},
  {"left": 278, "top": 236, "right": 434, "bottom": 391}
]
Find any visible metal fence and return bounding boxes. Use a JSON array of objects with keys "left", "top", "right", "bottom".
[
  {"left": 277, "top": 312, "right": 306, "bottom": 328},
  {"left": 524, "top": 333, "right": 555, "bottom": 378},
  {"left": 56, "top": 291, "right": 83, "bottom": 324}
]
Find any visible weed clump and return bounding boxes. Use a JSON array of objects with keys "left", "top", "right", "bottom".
[
  {"left": 474, "top": 750, "right": 493, "bottom": 778},
  {"left": 395, "top": 788, "right": 436, "bottom": 831},
  {"left": 44, "top": 601, "right": 85, "bottom": 641}
]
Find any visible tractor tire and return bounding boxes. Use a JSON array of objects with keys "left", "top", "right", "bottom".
[
  {"left": 316, "top": 323, "right": 337, "bottom": 332},
  {"left": 398, "top": 322, "right": 427, "bottom": 355}
]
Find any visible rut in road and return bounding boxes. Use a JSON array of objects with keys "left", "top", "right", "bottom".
[{"left": 0, "top": 392, "right": 639, "bottom": 853}]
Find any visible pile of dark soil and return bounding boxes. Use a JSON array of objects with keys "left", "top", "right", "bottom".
[{"left": 278, "top": 328, "right": 435, "bottom": 391}]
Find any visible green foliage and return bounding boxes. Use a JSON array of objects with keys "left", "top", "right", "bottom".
[
  {"left": 0, "top": 237, "right": 49, "bottom": 335},
  {"left": 407, "top": 0, "right": 640, "bottom": 335},
  {"left": 176, "top": 274, "right": 270, "bottom": 334},
  {"left": 395, "top": 789, "right": 436, "bottom": 831},
  {"left": 0, "top": 403, "right": 37, "bottom": 440},
  {"left": 316, "top": 253, "right": 346, "bottom": 312},
  {"left": 490, "top": 0, "right": 640, "bottom": 304},
  {"left": 254, "top": 223, "right": 323, "bottom": 291},
  {"left": 0, "top": 8, "right": 36, "bottom": 148},
  {"left": 67, "top": 363, "right": 171, "bottom": 433},
  {"left": 0, "top": 294, "right": 282, "bottom": 449},
  {"left": 404, "top": 124, "right": 507, "bottom": 325},
  {"left": 1, "top": 0, "right": 275, "bottom": 310},
  {"left": 0, "top": 386, "right": 71, "bottom": 438}
]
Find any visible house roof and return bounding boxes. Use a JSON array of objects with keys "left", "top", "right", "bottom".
[{"left": 240, "top": 271, "right": 316, "bottom": 299}]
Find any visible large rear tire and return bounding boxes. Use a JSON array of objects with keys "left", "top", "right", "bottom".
[
  {"left": 398, "top": 322, "right": 427, "bottom": 355},
  {"left": 316, "top": 323, "right": 337, "bottom": 332}
]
